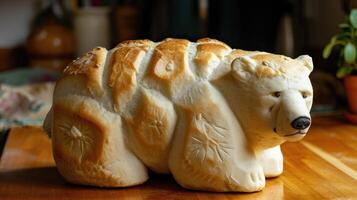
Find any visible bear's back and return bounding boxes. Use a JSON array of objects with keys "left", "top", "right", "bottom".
[{"left": 58, "top": 38, "right": 237, "bottom": 115}]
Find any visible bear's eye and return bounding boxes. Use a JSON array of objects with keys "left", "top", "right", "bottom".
[
  {"left": 302, "top": 92, "right": 309, "bottom": 99},
  {"left": 272, "top": 91, "right": 281, "bottom": 98}
]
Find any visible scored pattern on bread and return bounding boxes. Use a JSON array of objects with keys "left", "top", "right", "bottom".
[
  {"left": 61, "top": 38, "right": 233, "bottom": 109},
  {"left": 53, "top": 106, "right": 104, "bottom": 163},
  {"left": 168, "top": 83, "right": 239, "bottom": 191},
  {"left": 52, "top": 98, "right": 107, "bottom": 164},
  {"left": 63, "top": 47, "right": 107, "bottom": 96},
  {"left": 147, "top": 38, "right": 191, "bottom": 81},
  {"left": 116, "top": 39, "right": 154, "bottom": 48},
  {"left": 125, "top": 88, "right": 177, "bottom": 173},
  {"left": 108, "top": 44, "right": 150, "bottom": 112},
  {"left": 195, "top": 38, "right": 232, "bottom": 78},
  {"left": 143, "top": 38, "right": 194, "bottom": 98},
  {"left": 52, "top": 95, "right": 149, "bottom": 187}
]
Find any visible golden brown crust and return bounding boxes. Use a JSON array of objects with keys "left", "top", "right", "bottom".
[
  {"left": 116, "top": 39, "right": 154, "bottom": 48},
  {"left": 195, "top": 41, "right": 231, "bottom": 77},
  {"left": 126, "top": 89, "right": 176, "bottom": 173},
  {"left": 251, "top": 54, "right": 292, "bottom": 64},
  {"left": 110, "top": 39, "right": 152, "bottom": 111},
  {"left": 108, "top": 44, "right": 150, "bottom": 112},
  {"left": 145, "top": 38, "right": 192, "bottom": 95},
  {"left": 255, "top": 66, "right": 277, "bottom": 78},
  {"left": 63, "top": 47, "right": 107, "bottom": 96},
  {"left": 52, "top": 101, "right": 106, "bottom": 164},
  {"left": 229, "top": 49, "right": 258, "bottom": 60},
  {"left": 148, "top": 39, "right": 190, "bottom": 80},
  {"left": 232, "top": 53, "right": 308, "bottom": 78},
  {"left": 52, "top": 95, "right": 150, "bottom": 187},
  {"left": 197, "top": 38, "right": 230, "bottom": 48},
  {"left": 251, "top": 54, "right": 292, "bottom": 78}
]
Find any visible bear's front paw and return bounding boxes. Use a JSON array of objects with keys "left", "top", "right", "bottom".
[
  {"left": 260, "top": 155, "right": 283, "bottom": 178},
  {"left": 226, "top": 162, "right": 265, "bottom": 192},
  {"left": 259, "top": 148, "right": 283, "bottom": 178}
]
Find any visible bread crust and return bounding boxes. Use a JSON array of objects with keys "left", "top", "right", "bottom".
[
  {"left": 125, "top": 88, "right": 177, "bottom": 173},
  {"left": 63, "top": 47, "right": 107, "bottom": 96},
  {"left": 108, "top": 45, "right": 150, "bottom": 111},
  {"left": 195, "top": 40, "right": 231, "bottom": 77},
  {"left": 145, "top": 39, "right": 192, "bottom": 96},
  {"left": 52, "top": 104, "right": 105, "bottom": 163}
]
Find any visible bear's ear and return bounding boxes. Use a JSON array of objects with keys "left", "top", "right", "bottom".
[
  {"left": 295, "top": 55, "right": 313, "bottom": 72},
  {"left": 231, "top": 56, "right": 257, "bottom": 80}
]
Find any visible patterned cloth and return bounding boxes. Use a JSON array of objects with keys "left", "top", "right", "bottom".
[
  {"left": 0, "top": 83, "right": 55, "bottom": 130},
  {"left": 0, "top": 69, "right": 59, "bottom": 131}
]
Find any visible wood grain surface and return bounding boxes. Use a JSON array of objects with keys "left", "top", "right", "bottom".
[{"left": 0, "top": 116, "right": 357, "bottom": 199}]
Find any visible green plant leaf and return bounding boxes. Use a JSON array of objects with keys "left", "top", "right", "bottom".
[
  {"left": 323, "top": 36, "right": 338, "bottom": 58},
  {"left": 339, "top": 23, "right": 350, "bottom": 28},
  {"left": 344, "top": 42, "right": 356, "bottom": 63},
  {"left": 337, "top": 66, "right": 354, "bottom": 78},
  {"left": 337, "top": 32, "right": 350, "bottom": 41},
  {"left": 350, "top": 9, "right": 357, "bottom": 28},
  {"left": 323, "top": 43, "right": 334, "bottom": 59}
]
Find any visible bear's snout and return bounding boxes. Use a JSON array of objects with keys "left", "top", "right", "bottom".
[{"left": 290, "top": 116, "right": 311, "bottom": 130}]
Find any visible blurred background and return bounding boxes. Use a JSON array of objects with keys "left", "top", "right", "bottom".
[{"left": 0, "top": 0, "right": 355, "bottom": 130}]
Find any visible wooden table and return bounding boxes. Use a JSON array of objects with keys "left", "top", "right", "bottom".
[{"left": 0, "top": 116, "right": 357, "bottom": 199}]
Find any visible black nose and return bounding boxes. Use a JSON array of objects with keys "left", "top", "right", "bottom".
[{"left": 291, "top": 117, "right": 311, "bottom": 130}]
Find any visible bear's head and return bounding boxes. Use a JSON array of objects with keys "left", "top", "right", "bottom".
[{"left": 231, "top": 53, "right": 313, "bottom": 149}]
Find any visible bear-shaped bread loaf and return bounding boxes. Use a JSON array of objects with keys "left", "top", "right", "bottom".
[{"left": 43, "top": 38, "right": 313, "bottom": 192}]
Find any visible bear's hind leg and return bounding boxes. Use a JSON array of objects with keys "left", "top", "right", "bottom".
[{"left": 52, "top": 96, "right": 148, "bottom": 187}]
